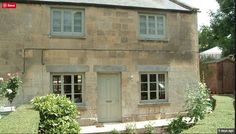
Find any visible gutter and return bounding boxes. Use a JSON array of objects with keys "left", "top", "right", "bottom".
[{"left": 170, "top": 0, "right": 200, "bottom": 12}]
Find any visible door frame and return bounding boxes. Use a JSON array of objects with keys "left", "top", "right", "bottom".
[{"left": 97, "top": 72, "right": 122, "bottom": 122}]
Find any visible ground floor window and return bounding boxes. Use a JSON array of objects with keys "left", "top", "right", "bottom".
[
  {"left": 140, "top": 73, "right": 167, "bottom": 101},
  {"left": 51, "top": 74, "right": 83, "bottom": 104}
]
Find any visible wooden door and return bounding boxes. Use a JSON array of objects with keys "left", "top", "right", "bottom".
[{"left": 97, "top": 73, "right": 121, "bottom": 122}]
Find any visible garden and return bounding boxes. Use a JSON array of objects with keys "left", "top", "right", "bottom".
[
  {"left": 0, "top": 73, "right": 80, "bottom": 133},
  {"left": 182, "top": 95, "right": 234, "bottom": 133},
  {"left": 108, "top": 83, "right": 234, "bottom": 134},
  {"left": 0, "top": 73, "right": 234, "bottom": 134}
]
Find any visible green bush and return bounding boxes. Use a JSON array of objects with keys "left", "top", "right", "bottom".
[
  {"left": 166, "top": 82, "right": 213, "bottom": 133},
  {"left": 166, "top": 116, "right": 189, "bottom": 134},
  {"left": 31, "top": 94, "right": 80, "bottom": 133},
  {"left": 144, "top": 122, "right": 156, "bottom": 134},
  {"left": 124, "top": 123, "right": 137, "bottom": 134},
  {"left": 0, "top": 105, "right": 39, "bottom": 133},
  {"left": 185, "top": 83, "right": 212, "bottom": 123},
  {"left": 110, "top": 129, "right": 120, "bottom": 134}
]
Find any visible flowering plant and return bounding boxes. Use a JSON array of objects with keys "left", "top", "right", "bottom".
[
  {"left": 0, "top": 73, "right": 22, "bottom": 104},
  {"left": 0, "top": 77, "right": 6, "bottom": 98},
  {"left": 185, "top": 82, "right": 212, "bottom": 123}
]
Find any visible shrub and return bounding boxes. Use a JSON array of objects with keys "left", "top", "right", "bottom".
[
  {"left": 144, "top": 122, "right": 156, "bottom": 134},
  {"left": 0, "top": 73, "right": 22, "bottom": 104},
  {"left": 0, "top": 77, "right": 5, "bottom": 95},
  {"left": 166, "top": 116, "right": 189, "bottom": 134},
  {"left": 185, "top": 83, "right": 212, "bottom": 123},
  {"left": 166, "top": 82, "right": 213, "bottom": 133},
  {"left": 110, "top": 129, "right": 120, "bottom": 134},
  {"left": 0, "top": 105, "right": 40, "bottom": 133},
  {"left": 124, "top": 123, "right": 136, "bottom": 134},
  {"left": 31, "top": 94, "right": 80, "bottom": 134}
]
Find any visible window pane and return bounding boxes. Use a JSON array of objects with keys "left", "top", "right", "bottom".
[
  {"left": 158, "top": 78, "right": 165, "bottom": 100},
  {"left": 150, "top": 74, "right": 156, "bottom": 82},
  {"left": 156, "top": 16, "right": 164, "bottom": 35},
  {"left": 150, "top": 83, "right": 157, "bottom": 91},
  {"left": 148, "top": 16, "right": 156, "bottom": 35},
  {"left": 141, "top": 92, "right": 148, "bottom": 100},
  {"left": 74, "top": 26, "right": 82, "bottom": 33},
  {"left": 74, "top": 75, "right": 82, "bottom": 84},
  {"left": 64, "top": 75, "right": 71, "bottom": 84},
  {"left": 158, "top": 74, "right": 165, "bottom": 83},
  {"left": 64, "top": 85, "right": 72, "bottom": 93},
  {"left": 157, "top": 29, "right": 164, "bottom": 35},
  {"left": 74, "top": 85, "right": 82, "bottom": 93},
  {"left": 66, "top": 94, "right": 72, "bottom": 100},
  {"left": 159, "top": 92, "right": 165, "bottom": 99},
  {"left": 140, "top": 15, "right": 147, "bottom": 34},
  {"left": 150, "top": 92, "right": 157, "bottom": 99},
  {"left": 63, "top": 11, "right": 72, "bottom": 32},
  {"left": 74, "top": 94, "right": 82, "bottom": 103},
  {"left": 53, "top": 85, "right": 61, "bottom": 94},
  {"left": 141, "top": 83, "right": 148, "bottom": 91},
  {"left": 53, "top": 11, "right": 61, "bottom": 32},
  {"left": 158, "top": 83, "right": 165, "bottom": 91},
  {"left": 141, "top": 74, "right": 147, "bottom": 82},
  {"left": 74, "top": 12, "right": 82, "bottom": 32},
  {"left": 53, "top": 75, "right": 61, "bottom": 84}
]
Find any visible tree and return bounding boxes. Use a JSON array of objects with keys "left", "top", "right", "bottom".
[
  {"left": 198, "top": 26, "right": 216, "bottom": 52},
  {"left": 199, "top": 0, "right": 235, "bottom": 56}
]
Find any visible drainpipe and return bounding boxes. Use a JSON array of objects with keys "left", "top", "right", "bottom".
[
  {"left": 222, "top": 62, "right": 224, "bottom": 94},
  {"left": 22, "top": 49, "right": 25, "bottom": 74}
]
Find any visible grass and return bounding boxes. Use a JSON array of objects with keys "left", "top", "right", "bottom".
[
  {"left": 0, "top": 104, "right": 40, "bottom": 133},
  {"left": 182, "top": 95, "right": 235, "bottom": 134}
]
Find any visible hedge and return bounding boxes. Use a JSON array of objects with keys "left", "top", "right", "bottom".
[{"left": 0, "top": 104, "right": 40, "bottom": 133}]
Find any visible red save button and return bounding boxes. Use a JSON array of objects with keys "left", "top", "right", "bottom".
[{"left": 2, "top": 2, "right": 16, "bottom": 8}]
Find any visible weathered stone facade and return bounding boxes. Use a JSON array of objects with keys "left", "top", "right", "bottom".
[{"left": 0, "top": 2, "right": 199, "bottom": 125}]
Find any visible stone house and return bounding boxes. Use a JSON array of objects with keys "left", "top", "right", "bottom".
[{"left": 0, "top": 0, "right": 199, "bottom": 125}]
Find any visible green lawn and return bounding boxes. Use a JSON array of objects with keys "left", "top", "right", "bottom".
[
  {"left": 182, "top": 95, "right": 235, "bottom": 134},
  {"left": 0, "top": 104, "right": 40, "bottom": 133}
]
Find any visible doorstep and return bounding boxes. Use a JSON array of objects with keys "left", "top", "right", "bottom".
[{"left": 80, "top": 118, "right": 173, "bottom": 134}]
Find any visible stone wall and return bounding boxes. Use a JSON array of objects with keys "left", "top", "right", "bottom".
[{"left": 0, "top": 3, "right": 199, "bottom": 124}]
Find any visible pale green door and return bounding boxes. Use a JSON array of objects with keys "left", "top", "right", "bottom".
[{"left": 98, "top": 73, "right": 121, "bottom": 122}]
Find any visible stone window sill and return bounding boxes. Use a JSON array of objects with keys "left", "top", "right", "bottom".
[
  {"left": 138, "top": 102, "right": 170, "bottom": 106},
  {"left": 139, "top": 37, "right": 169, "bottom": 42},
  {"left": 76, "top": 104, "right": 87, "bottom": 110},
  {"left": 49, "top": 34, "right": 86, "bottom": 39}
]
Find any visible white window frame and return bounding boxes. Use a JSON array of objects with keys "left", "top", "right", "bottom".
[
  {"left": 139, "top": 73, "right": 168, "bottom": 103},
  {"left": 139, "top": 14, "right": 166, "bottom": 39},
  {"left": 50, "top": 8, "right": 85, "bottom": 37},
  {"left": 51, "top": 73, "right": 85, "bottom": 105}
]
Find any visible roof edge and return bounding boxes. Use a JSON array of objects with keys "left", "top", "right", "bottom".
[
  {"left": 8, "top": 0, "right": 194, "bottom": 12},
  {"left": 170, "top": 0, "right": 199, "bottom": 12},
  {"left": 204, "top": 57, "right": 235, "bottom": 64}
]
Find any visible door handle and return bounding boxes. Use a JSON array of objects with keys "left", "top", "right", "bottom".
[{"left": 106, "top": 100, "right": 112, "bottom": 103}]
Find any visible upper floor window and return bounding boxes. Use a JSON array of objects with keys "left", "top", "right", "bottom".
[
  {"left": 51, "top": 74, "right": 84, "bottom": 104},
  {"left": 51, "top": 8, "right": 84, "bottom": 36},
  {"left": 139, "top": 14, "right": 166, "bottom": 39},
  {"left": 140, "top": 73, "right": 167, "bottom": 102}
]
